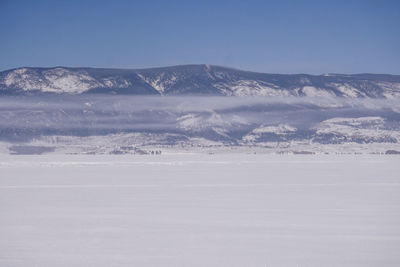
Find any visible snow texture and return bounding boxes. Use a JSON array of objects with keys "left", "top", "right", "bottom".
[
  {"left": 2, "top": 65, "right": 400, "bottom": 97},
  {"left": 1, "top": 154, "right": 400, "bottom": 266}
]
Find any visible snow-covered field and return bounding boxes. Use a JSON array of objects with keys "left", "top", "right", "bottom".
[{"left": 1, "top": 154, "right": 400, "bottom": 266}]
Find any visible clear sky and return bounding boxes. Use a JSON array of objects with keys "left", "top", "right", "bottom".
[{"left": 1, "top": 0, "right": 399, "bottom": 74}]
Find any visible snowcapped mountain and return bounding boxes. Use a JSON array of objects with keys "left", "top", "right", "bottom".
[{"left": 1, "top": 65, "right": 400, "bottom": 98}]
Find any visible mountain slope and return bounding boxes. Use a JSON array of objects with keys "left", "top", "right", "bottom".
[{"left": 1, "top": 65, "right": 400, "bottom": 98}]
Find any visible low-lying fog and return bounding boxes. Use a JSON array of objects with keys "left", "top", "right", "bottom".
[{"left": 0, "top": 95, "right": 399, "bottom": 143}]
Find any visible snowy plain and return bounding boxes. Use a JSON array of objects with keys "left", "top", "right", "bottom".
[{"left": 1, "top": 154, "right": 400, "bottom": 267}]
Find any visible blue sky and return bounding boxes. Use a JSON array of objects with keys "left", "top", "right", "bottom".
[{"left": 0, "top": 0, "right": 399, "bottom": 74}]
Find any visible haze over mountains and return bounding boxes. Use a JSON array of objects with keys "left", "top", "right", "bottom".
[
  {"left": 1, "top": 64, "right": 400, "bottom": 98},
  {"left": 0, "top": 95, "right": 399, "bottom": 155},
  {"left": 1, "top": 64, "right": 400, "bottom": 155}
]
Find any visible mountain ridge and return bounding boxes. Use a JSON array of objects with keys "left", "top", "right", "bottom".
[
  {"left": 3, "top": 64, "right": 399, "bottom": 76},
  {"left": 1, "top": 64, "right": 400, "bottom": 98}
]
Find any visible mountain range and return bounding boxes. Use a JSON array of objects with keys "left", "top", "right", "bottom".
[{"left": 1, "top": 65, "right": 400, "bottom": 98}]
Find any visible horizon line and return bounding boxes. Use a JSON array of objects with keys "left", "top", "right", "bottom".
[{"left": 1, "top": 64, "right": 399, "bottom": 77}]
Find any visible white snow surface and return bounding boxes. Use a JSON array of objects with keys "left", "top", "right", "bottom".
[
  {"left": 328, "top": 83, "right": 365, "bottom": 98},
  {"left": 1, "top": 154, "right": 400, "bottom": 267},
  {"left": 315, "top": 116, "right": 400, "bottom": 142},
  {"left": 301, "top": 86, "right": 335, "bottom": 97},
  {"left": 5, "top": 68, "right": 102, "bottom": 93},
  {"left": 3, "top": 68, "right": 133, "bottom": 94},
  {"left": 376, "top": 82, "right": 400, "bottom": 98},
  {"left": 137, "top": 73, "right": 178, "bottom": 94},
  {"left": 243, "top": 124, "right": 297, "bottom": 142},
  {"left": 214, "top": 80, "right": 290, "bottom": 96},
  {"left": 177, "top": 112, "right": 231, "bottom": 132}
]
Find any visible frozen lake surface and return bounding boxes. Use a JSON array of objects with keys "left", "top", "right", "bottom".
[{"left": 1, "top": 154, "right": 400, "bottom": 266}]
